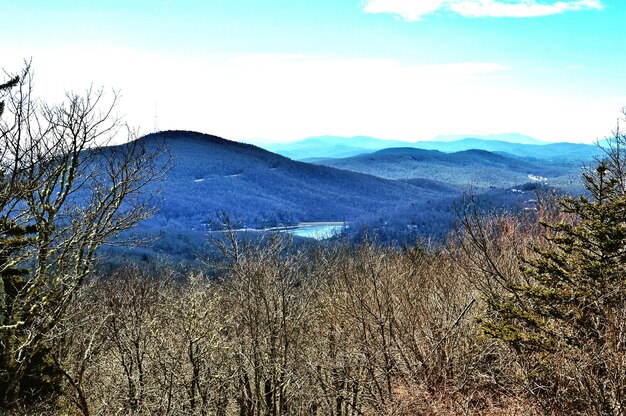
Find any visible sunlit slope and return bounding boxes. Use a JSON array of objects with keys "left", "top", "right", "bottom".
[{"left": 134, "top": 131, "right": 453, "bottom": 230}]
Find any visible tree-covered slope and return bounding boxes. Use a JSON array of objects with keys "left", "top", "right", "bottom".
[
  {"left": 135, "top": 131, "right": 452, "bottom": 231},
  {"left": 316, "top": 147, "right": 585, "bottom": 190}
]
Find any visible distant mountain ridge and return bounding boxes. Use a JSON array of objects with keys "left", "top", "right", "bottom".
[
  {"left": 263, "top": 135, "right": 411, "bottom": 160},
  {"left": 412, "top": 139, "right": 602, "bottom": 162},
  {"left": 432, "top": 133, "right": 545, "bottom": 145},
  {"left": 315, "top": 147, "right": 585, "bottom": 190},
  {"left": 261, "top": 134, "right": 601, "bottom": 162}
]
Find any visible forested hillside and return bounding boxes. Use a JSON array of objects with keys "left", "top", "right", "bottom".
[
  {"left": 136, "top": 131, "right": 453, "bottom": 229},
  {"left": 316, "top": 147, "right": 584, "bottom": 190},
  {"left": 114, "top": 131, "right": 478, "bottom": 258},
  {"left": 114, "top": 131, "right": 592, "bottom": 259}
]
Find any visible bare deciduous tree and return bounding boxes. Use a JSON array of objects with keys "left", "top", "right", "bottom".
[{"left": 0, "top": 64, "right": 168, "bottom": 410}]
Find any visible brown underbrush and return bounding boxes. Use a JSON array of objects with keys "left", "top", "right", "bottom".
[{"left": 41, "top": 224, "right": 545, "bottom": 416}]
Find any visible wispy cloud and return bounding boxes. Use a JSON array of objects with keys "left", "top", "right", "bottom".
[
  {"left": 606, "top": 97, "right": 626, "bottom": 105},
  {"left": 364, "top": 0, "right": 602, "bottom": 21},
  {"left": 1, "top": 49, "right": 614, "bottom": 142}
]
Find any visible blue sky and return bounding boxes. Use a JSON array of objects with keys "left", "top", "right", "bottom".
[{"left": 2, "top": 0, "right": 625, "bottom": 143}]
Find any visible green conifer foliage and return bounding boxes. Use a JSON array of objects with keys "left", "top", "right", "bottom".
[
  {"left": 0, "top": 218, "right": 36, "bottom": 323},
  {"left": 0, "top": 65, "right": 166, "bottom": 411},
  {"left": 0, "top": 75, "right": 18, "bottom": 117},
  {"left": 481, "top": 160, "right": 626, "bottom": 414},
  {"left": 0, "top": 73, "right": 61, "bottom": 408},
  {"left": 0, "top": 219, "right": 61, "bottom": 408}
]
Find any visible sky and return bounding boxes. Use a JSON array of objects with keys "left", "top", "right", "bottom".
[{"left": 1, "top": 0, "right": 625, "bottom": 143}]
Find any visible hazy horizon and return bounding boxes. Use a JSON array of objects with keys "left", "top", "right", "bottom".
[
  {"left": 246, "top": 132, "right": 550, "bottom": 145},
  {"left": 3, "top": 0, "right": 625, "bottom": 144}
]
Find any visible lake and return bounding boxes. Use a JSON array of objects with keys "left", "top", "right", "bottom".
[
  {"left": 283, "top": 222, "right": 346, "bottom": 240},
  {"left": 222, "top": 222, "right": 347, "bottom": 240}
]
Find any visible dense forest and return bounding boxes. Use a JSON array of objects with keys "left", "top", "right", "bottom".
[
  {"left": 2, "top": 67, "right": 626, "bottom": 415},
  {"left": 104, "top": 132, "right": 589, "bottom": 261}
]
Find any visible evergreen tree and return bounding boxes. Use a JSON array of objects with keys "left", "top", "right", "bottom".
[
  {"left": 0, "top": 218, "right": 36, "bottom": 323},
  {"left": 481, "top": 160, "right": 626, "bottom": 414},
  {"left": 0, "top": 218, "right": 55, "bottom": 409},
  {"left": 0, "top": 74, "right": 28, "bottom": 337},
  {"left": 0, "top": 65, "right": 166, "bottom": 411},
  {"left": 0, "top": 75, "right": 18, "bottom": 117},
  {"left": 0, "top": 73, "right": 60, "bottom": 408}
]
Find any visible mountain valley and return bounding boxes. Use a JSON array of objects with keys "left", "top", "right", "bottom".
[{"left": 102, "top": 130, "right": 600, "bottom": 261}]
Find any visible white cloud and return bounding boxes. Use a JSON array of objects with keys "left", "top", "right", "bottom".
[
  {"left": 607, "top": 97, "right": 626, "bottom": 105},
  {"left": 364, "top": 0, "right": 602, "bottom": 21},
  {"left": 364, "top": 0, "right": 446, "bottom": 21},
  {"left": 0, "top": 48, "right": 616, "bottom": 143}
]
